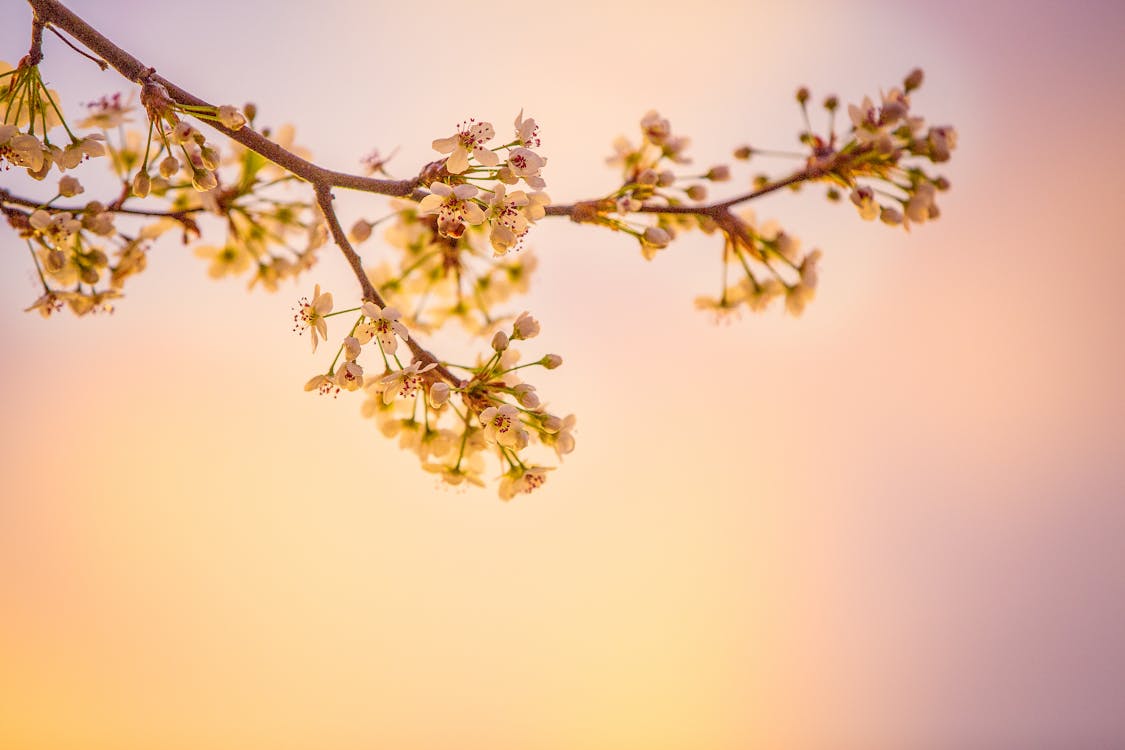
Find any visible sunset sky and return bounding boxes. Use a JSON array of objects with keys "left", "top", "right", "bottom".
[{"left": 2, "top": 1, "right": 1124, "bottom": 748}]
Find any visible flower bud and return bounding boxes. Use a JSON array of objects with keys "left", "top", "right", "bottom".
[
  {"left": 132, "top": 171, "right": 150, "bottom": 198},
  {"left": 243, "top": 102, "right": 258, "bottom": 122},
  {"left": 58, "top": 175, "right": 83, "bottom": 197},
  {"left": 349, "top": 219, "right": 372, "bottom": 243},
  {"left": 904, "top": 68, "right": 924, "bottom": 92},
  {"left": 199, "top": 144, "right": 220, "bottom": 171},
  {"left": 705, "top": 165, "right": 730, "bottom": 182},
  {"left": 217, "top": 105, "right": 247, "bottom": 130},
  {"left": 343, "top": 336, "right": 362, "bottom": 361},
  {"left": 513, "top": 311, "right": 540, "bottom": 340},
  {"left": 191, "top": 169, "right": 218, "bottom": 191},
  {"left": 823, "top": 95, "right": 838, "bottom": 111},
  {"left": 637, "top": 169, "right": 659, "bottom": 186},
  {"left": 513, "top": 384, "right": 539, "bottom": 409},
  {"left": 880, "top": 207, "right": 903, "bottom": 225},
  {"left": 796, "top": 86, "right": 810, "bottom": 104},
  {"left": 492, "top": 330, "right": 509, "bottom": 351},
  {"left": 169, "top": 121, "right": 196, "bottom": 145},
  {"left": 642, "top": 226, "right": 670, "bottom": 248},
  {"left": 428, "top": 381, "right": 451, "bottom": 408},
  {"left": 542, "top": 415, "right": 562, "bottom": 433},
  {"left": 733, "top": 145, "right": 753, "bottom": 160},
  {"left": 159, "top": 155, "right": 180, "bottom": 179},
  {"left": 658, "top": 170, "right": 676, "bottom": 187},
  {"left": 542, "top": 354, "right": 562, "bottom": 369},
  {"left": 45, "top": 249, "right": 66, "bottom": 272},
  {"left": 686, "top": 184, "right": 707, "bottom": 201}
]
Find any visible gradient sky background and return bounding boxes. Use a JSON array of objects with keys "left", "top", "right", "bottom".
[{"left": 2, "top": 1, "right": 1124, "bottom": 748}]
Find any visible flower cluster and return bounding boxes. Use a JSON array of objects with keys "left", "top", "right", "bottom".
[
  {"left": 739, "top": 68, "right": 957, "bottom": 231},
  {"left": 352, "top": 194, "right": 541, "bottom": 335},
  {"left": 132, "top": 78, "right": 247, "bottom": 196},
  {"left": 1, "top": 59, "right": 106, "bottom": 179},
  {"left": 296, "top": 289, "right": 573, "bottom": 499},
  {"left": 694, "top": 209, "right": 822, "bottom": 319},
  {"left": 555, "top": 111, "right": 727, "bottom": 260},
  {"left": 688, "top": 69, "right": 955, "bottom": 319},
  {"left": 420, "top": 112, "right": 549, "bottom": 253}
]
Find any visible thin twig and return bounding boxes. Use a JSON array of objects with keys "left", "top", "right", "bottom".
[{"left": 45, "top": 23, "right": 107, "bottom": 69}]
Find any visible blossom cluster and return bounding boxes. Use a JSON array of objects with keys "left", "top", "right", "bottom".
[
  {"left": 694, "top": 209, "right": 823, "bottom": 320},
  {"left": 418, "top": 112, "right": 549, "bottom": 254},
  {"left": 3, "top": 77, "right": 324, "bottom": 314},
  {"left": 352, "top": 198, "right": 540, "bottom": 335},
  {"left": 297, "top": 294, "right": 573, "bottom": 499},
  {"left": 131, "top": 79, "right": 247, "bottom": 196},
  {"left": 598, "top": 110, "right": 731, "bottom": 259},
  {"left": 1, "top": 59, "right": 107, "bottom": 179}
]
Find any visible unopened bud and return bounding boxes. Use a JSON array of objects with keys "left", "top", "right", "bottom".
[
  {"left": 796, "top": 86, "right": 810, "bottom": 104},
  {"left": 191, "top": 169, "right": 217, "bottom": 191},
  {"left": 513, "top": 384, "right": 539, "bottom": 409},
  {"left": 637, "top": 169, "right": 658, "bottom": 186},
  {"left": 705, "top": 165, "right": 730, "bottom": 182},
  {"left": 492, "top": 330, "right": 509, "bottom": 351},
  {"left": 169, "top": 121, "right": 196, "bottom": 145},
  {"left": 880, "top": 207, "right": 903, "bottom": 225},
  {"left": 131, "top": 170, "right": 151, "bottom": 198},
  {"left": 428, "top": 381, "right": 451, "bottom": 408},
  {"left": 904, "top": 68, "right": 924, "bottom": 92},
  {"left": 45, "top": 249, "right": 66, "bottom": 272},
  {"left": 58, "top": 175, "right": 83, "bottom": 197},
  {"left": 217, "top": 104, "right": 247, "bottom": 130},
  {"left": 733, "top": 145, "right": 753, "bottom": 160},
  {"left": 349, "top": 219, "right": 372, "bottom": 243},
  {"left": 824, "top": 95, "right": 838, "bottom": 111},
  {"left": 542, "top": 353, "right": 562, "bottom": 369},
  {"left": 542, "top": 415, "right": 562, "bottom": 433},
  {"left": 642, "top": 226, "right": 670, "bottom": 248},
  {"left": 199, "top": 144, "right": 220, "bottom": 171},
  {"left": 243, "top": 102, "right": 257, "bottom": 122},
  {"left": 159, "top": 155, "right": 180, "bottom": 179},
  {"left": 685, "top": 184, "right": 707, "bottom": 201}
]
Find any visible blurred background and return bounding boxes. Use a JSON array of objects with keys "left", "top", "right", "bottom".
[{"left": 2, "top": 0, "right": 1123, "bottom": 748}]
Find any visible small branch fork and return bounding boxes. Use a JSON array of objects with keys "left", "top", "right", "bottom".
[{"left": 18, "top": 0, "right": 846, "bottom": 385}]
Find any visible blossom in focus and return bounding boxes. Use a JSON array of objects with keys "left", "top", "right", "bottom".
[
  {"left": 417, "top": 182, "right": 485, "bottom": 238},
  {"left": 293, "top": 284, "right": 333, "bottom": 352},
  {"left": 358, "top": 302, "right": 410, "bottom": 354},
  {"left": 432, "top": 119, "right": 499, "bottom": 174},
  {"left": 376, "top": 361, "right": 437, "bottom": 405},
  {"left": 480, "top": 404, "right": 528, "bottom": 449}
]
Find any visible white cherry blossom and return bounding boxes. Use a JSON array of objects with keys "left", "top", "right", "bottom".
[{"left": 431, "top": 119, "right": 499, "bottom": 174}]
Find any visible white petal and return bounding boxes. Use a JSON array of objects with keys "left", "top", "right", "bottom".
[{"left": 431, "top": 135, "right": 458, "bottom": 154}]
